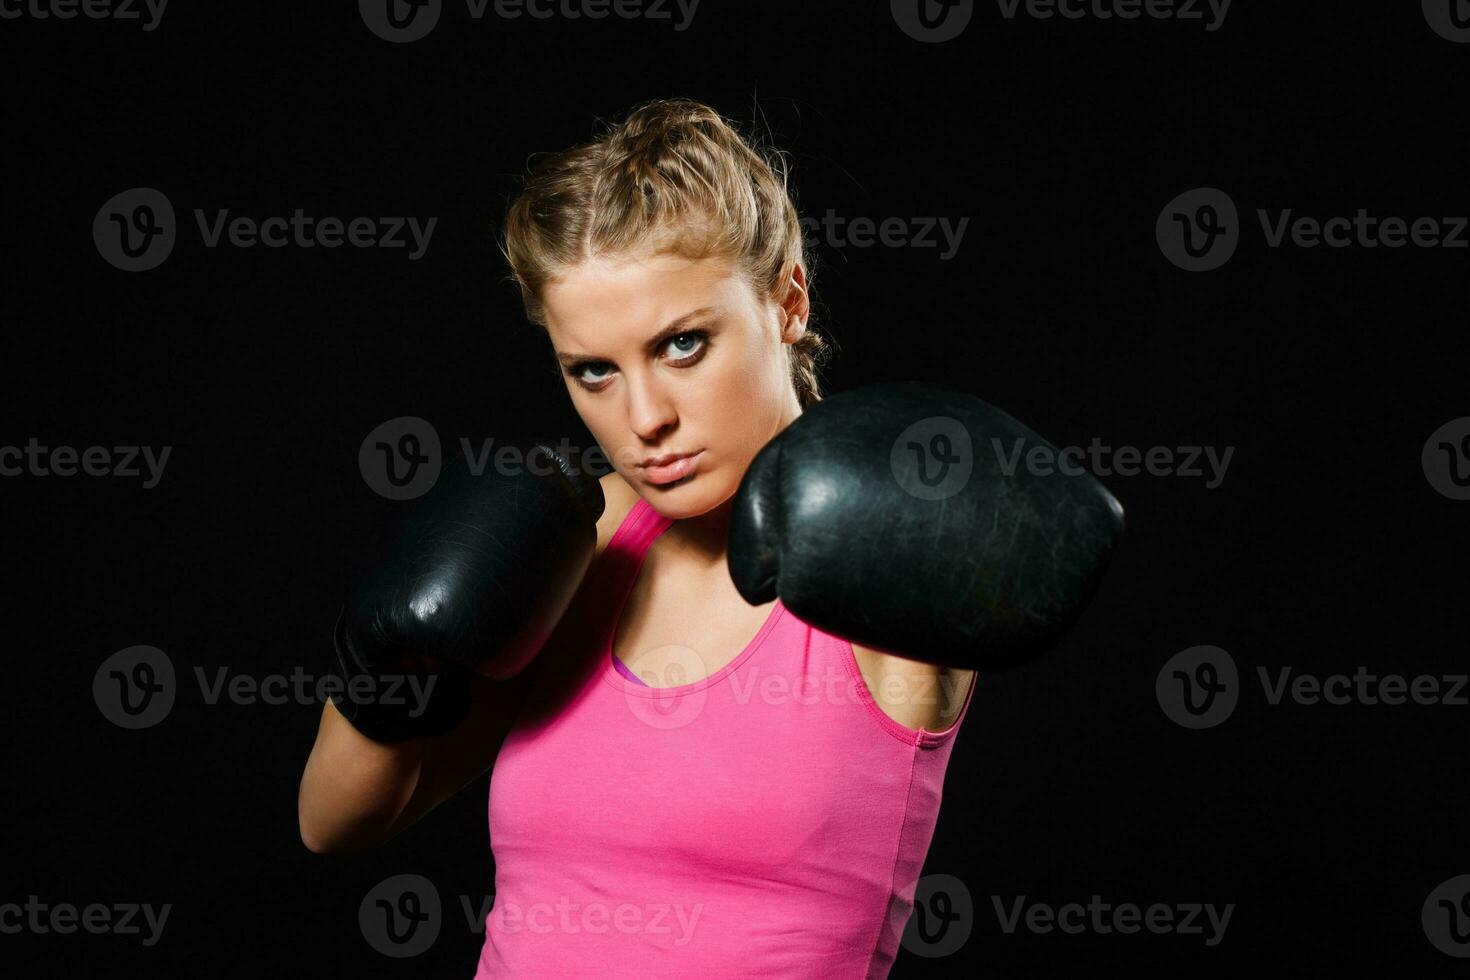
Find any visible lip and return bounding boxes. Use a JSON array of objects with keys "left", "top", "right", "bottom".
[{"left": 641, "top": 450, "right": 705, "bottom": 486}]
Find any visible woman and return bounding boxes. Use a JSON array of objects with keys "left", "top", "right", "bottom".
[{"left": 302, "top": 98, "right": 982, "bottom": 977}]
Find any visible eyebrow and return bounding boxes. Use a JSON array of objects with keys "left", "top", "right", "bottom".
[{"left": 554, "top": 307, "right": 720, "bottom": 368}]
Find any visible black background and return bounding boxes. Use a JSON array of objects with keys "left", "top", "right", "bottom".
[{"left": 3, "top": 0, "right": 1466, "bottom": 976}]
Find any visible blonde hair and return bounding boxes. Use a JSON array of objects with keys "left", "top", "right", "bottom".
[{"left": 499, "top": 98, "right": 832, "bottom": 408}]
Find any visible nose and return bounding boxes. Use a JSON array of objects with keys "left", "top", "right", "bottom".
[{"left": 624, "top": 367, "right": 678, "bottom": 443}]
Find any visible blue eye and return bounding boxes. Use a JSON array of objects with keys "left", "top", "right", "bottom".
[
  {"left": 569, "top": 330, "right": 711, "bottom": 391},
  {"left": 666, "top": 331, "right": 706, "bottom": 361}
]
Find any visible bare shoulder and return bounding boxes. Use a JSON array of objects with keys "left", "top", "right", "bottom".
[
  {"left": 594, "top": 470, "right": 642, "bottom": 557},
  {"left": 851, "top": 643, "right": 975, "bottom": 735}
]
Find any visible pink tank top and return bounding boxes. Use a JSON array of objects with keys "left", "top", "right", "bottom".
[{"left": 476, "top": 498, "right": 975, "bottom": 978}]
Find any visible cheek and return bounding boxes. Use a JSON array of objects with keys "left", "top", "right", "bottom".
[
  {"left": 700, "top": 352, "right": 785, "bottom": 452},
  {"left": 711, "top": 333, "right": 783, "bottom": 398}
]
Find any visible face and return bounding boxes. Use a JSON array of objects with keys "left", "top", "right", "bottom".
[{"left": 542, "top": 251, "right": 809, "bottom": 520}]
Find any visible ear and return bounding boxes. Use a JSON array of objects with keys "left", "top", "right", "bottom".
[{"left": 776, "top": 262, "right": 810, "bottom": 344}]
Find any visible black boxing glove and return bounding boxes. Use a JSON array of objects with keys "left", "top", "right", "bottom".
[
  {"left": 727, "top": 383, "right": 1123, "bottom": 670},
  {"left": 330, "top": 445, "right": 604, "bottom": 742}
]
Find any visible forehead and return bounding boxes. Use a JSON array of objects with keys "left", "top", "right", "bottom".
[{"left": 542, "top": 252, "right": 746, "bottom": 352}]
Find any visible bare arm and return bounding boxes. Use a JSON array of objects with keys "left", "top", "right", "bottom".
[
  {"left": 297, "top": 671, "right": 536, "bottom": 853},
  {"left": 298, "top": 469, "right": 640, "bottom": 854}
]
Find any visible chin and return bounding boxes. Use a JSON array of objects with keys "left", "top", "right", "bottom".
[{"left": 638, "top": 474, "right": 732, "bottom": 521}]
